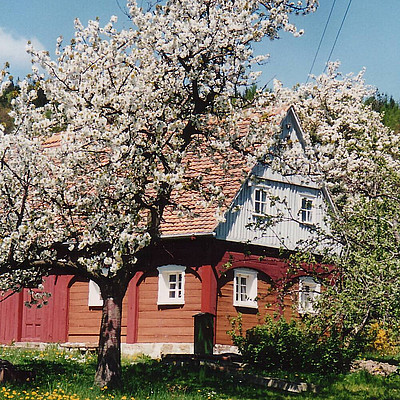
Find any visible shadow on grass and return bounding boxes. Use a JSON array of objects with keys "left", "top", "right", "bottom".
[
  {"left": 4, "top": 351, "right": 399, "bottom": 400},
  {"left": 3, "top": 357, "right": 96, "bottom": 391},
  {"left": 122, "top": 361, "right": 317, "bottom": 399}
]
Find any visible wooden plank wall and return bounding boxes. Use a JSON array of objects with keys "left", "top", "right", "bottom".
[
  {"left": 0, "top": 291, "right": 22, "bottom": 344},
  {"left": 20, "top": 290, "right": 43, "bottom": 341},
  {"left": 42, "top": 275, "right": 70, "bottom": 343},
  {"left": 68, "top": 280, "right": 128, "bottom": 344},
  {"left": 137, "top": 270, "right": 202, "bottom": 343},
  {"left": 0, "top": 275, "right": 71, "bottom": 344},
  {"left": 282, "top": 282, "right": 300, "bottom": 321},
  {"left": 216, "top": 271, "right": 297, "bottom": 345}
]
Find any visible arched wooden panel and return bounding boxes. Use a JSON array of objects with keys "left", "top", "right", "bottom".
[
  {"left": 137, "top": 269, "right": 202, "bottom": 343},
  {"left": 215, "top": 269, "right": 286, "bottom": 345},
  {"left": 68, "top": 280, "right": 128, "bottom": 343}
]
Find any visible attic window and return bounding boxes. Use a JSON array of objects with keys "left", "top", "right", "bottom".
[
  {"left": 254, "top": 188, "right": 269, "bottom": 215},
  {"left": 157, "top": 265, "right": 186, "bottom": 305},
  {"left": 300, "top": 197, "right": 313, "bottom": 224},
  {"left": 233, "top": 268, "right": 258, "bottom": 308},
  {"left": 298, "top": 276, "right": 321, "bottom": 314}
]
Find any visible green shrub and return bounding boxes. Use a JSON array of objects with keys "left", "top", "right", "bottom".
[{"left": 229, "top": 316, "right": 360, "bottom": 374}]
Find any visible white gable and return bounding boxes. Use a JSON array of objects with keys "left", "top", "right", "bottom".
[{"left": 215, "top": 107, "right": 330, "bottom": 252}]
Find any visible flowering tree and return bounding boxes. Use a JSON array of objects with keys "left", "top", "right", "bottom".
[
  {"left": 273, "top": 63, "right": 400, "bottom": 340},
  {"left": 0, "top": 0, "right": 318, "bottom": 387}
]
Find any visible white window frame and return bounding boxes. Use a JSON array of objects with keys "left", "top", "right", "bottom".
[
  {"left": 88, "top": 280, "right": 103, "bottom": 307},
  {"left": 253, "top": 187, "right": 270, "bottom": 216},
  {"left": 157, "top": 265, "right": 186, "bottom": 305},
  {"left": 299, "top": 196, "right": 314, "bottom": 225},
  {"left": 298, "top": 276, "right": 321, "bottom": 315},
  {"left": 233, "top": 268, "right": 258, "bottom": 309}
]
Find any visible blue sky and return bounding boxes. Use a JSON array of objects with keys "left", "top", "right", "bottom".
[{"left": 0, "top": 0, "right": 399, "bottom": 98}]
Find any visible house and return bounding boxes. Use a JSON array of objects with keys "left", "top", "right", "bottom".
[{"left": 0, "top": 106, "right": 329, "bottom": 357}]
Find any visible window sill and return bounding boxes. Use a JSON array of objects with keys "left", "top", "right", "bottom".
[
  {"left": 298, "top": 309, "right": 318, "bottom": 315},
  {"left": 300, "top": 221, "right": 315, "bottom": 227},
  {"left": 234, "top": 301, "right": 258, "bottom": 309},
  {"left": 157, "top": 300, "right": 185, "bottom": 306},
  {"left": 252, "top": 213, "right": 273, "bottom": 220}
]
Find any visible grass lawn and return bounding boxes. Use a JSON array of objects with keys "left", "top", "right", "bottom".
[{"left": 0, "top": 346, "right": 399, "bottom": 399}]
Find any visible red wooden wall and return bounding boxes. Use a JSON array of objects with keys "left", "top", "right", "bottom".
[
  {"left": 0, "top": 289, "right": 22, "bottom": 343},
  {"left": 0, "top": 275, "right": 70, "bottom": 344},
  {"left": 0, "top": 241, "right": 298, "bottom": 347},
  {"left": 136, "top": 269, "right": 202, "bottom": 343},
  {"left": 68, "top": 279, "right": 129, "bottom": 344}
]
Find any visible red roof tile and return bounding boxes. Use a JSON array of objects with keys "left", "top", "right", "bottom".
[
  {"left": 160, "top": 146, "right": 250, "bottom": 236},
  {"left": 42, "top": 132, "right": 63, "bottom": 148},
  {"left": 160, "top": 106, "right": 291, "bottom": 235},
  {"left": 41, "top": 107, "right": 288, "bottom": 237}
]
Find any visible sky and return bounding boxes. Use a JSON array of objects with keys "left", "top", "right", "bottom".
[{"left": 0, "top": 0, "right": 399, "bottom": 98}]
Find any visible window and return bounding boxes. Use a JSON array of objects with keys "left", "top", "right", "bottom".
[
  {"left": 88, "top": 280, "right": 103, "bottom": 307},
  {"left": 157, "top": 265, "right": 186, "bottom": 305},
  {"left": 300, "top": 197, "right": 313, "bottom": 224},
  {"left": 254, "top": 188, "right": 269, "bottom": 215},
  {"left": 233, "top": 268, "right": 258, "bottom": 308},
  {"left": 298, "top": 276, "right": 321, "bottom": 314}
]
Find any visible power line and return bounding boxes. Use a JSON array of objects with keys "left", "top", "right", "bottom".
[
  {"left": 306, "top": 0, "right": 338, "bottom": 83},
  {"left": 324, "top": 0, "right": 354, "bottom": 72}
]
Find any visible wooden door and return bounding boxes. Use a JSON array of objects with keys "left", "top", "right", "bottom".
[{"left": 20, "top": 290, "right": 43, "bottom": 341}]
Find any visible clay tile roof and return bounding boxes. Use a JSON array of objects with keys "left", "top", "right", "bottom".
[
  {"left": 42, "top": 132, "right": 63, "bottom": 149},
  {"left": 40, "top": 106, "right": 289, "bottom": 237},
  {"left": 160, "top": 106, "right": 291, "bottom": 236},
  {"left": 41, "top": 134, "right": 250, "bottom": 236},
  {"left": 160, "top": 146, "right": 250, "bottom": 236}
]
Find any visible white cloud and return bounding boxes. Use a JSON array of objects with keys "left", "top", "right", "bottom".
[{"left": 0, "top": 27, "right": 45, "bottom": 73}]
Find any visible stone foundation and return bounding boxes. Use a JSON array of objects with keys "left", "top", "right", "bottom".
[{"left": 3, "top": 342, "right": 239, "bottom": 360}]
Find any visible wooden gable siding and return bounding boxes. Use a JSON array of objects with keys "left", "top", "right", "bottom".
[
  {"left": 68, "top": 280, "right": 129, "bottom": 343},
  {"left": 215, "top": 109, "right": 328, "bottom": 251},
  {"left": 215, "top": 177, "right": 326, "bottom": 251},
  {"left": 137, "top": 269, "right": 202, "bottom": 343}
]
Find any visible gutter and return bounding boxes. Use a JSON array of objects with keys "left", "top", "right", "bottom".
[{"left": 160, "top": 231, "right": 216, "bottom": 240}]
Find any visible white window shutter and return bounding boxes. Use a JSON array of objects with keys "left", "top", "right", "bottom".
[
  {"left": 298, "top": 276, "right": 321, "bottom": 314},
  {"left": 88, "top": 280, "right": 103, "bottom": 307}
]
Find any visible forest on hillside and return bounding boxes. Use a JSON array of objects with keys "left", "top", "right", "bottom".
[
  {"left": 0, "top": 80, "right": 47, "bottom": 134},
  {"left": 366, "top": 93, "right": 400, "bottom": 132}
]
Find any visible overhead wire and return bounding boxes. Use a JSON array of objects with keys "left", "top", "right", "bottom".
[
  {"left": 323, "top": 0, "right": 354, "bottom": 72},
  {"left": 306, "top": 0, "right": 338, "bottom": 82}
]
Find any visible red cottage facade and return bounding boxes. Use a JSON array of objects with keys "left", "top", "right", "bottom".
[{"left": 0, "top": 107, "right": 327, "bottom": 356}]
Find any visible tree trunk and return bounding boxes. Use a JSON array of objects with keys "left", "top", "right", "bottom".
[{"left": 94, "top": 293, "right": 123, "bottom": 388}]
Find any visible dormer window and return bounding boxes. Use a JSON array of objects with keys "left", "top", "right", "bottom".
[
  {"left": 254, "top": 188, "right": 269, "bottom": 215},
  {"left": 300, "top": 197, "right": 313, "bottom": 224}
]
